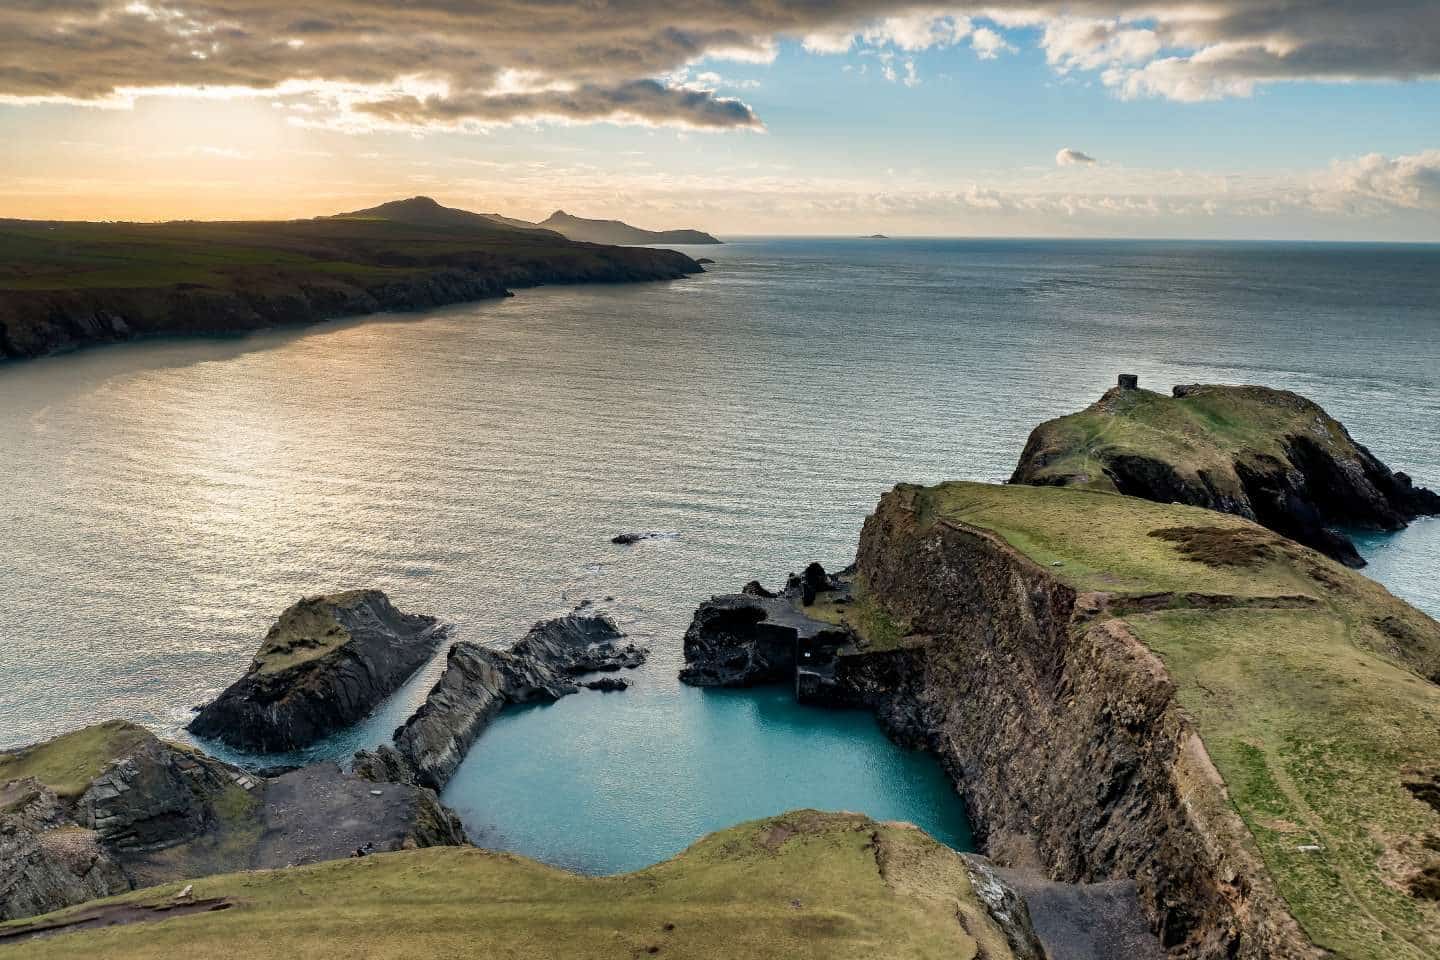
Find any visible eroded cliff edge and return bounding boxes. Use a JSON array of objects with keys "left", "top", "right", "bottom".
[{"left": 683, "top": 482, "right": 1440, "bottom": 960}]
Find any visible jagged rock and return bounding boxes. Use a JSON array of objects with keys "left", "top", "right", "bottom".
[
  {"left": 0, "top": 781, "right": 128, "bottom": 922},
  {"left": 584, "top": 677, "right": 629, "bottom": 692},
  {"left": 188, "top": 590, "right": 446, "bottom": 752},
  {"left": 1011, "top": 382, "right": 1440, "bottom": 567},
  {"left": 679, "top": 567, "right": 854, "bottom": 690},
  {"left": 963, "top": 856, "right": 1048, "bottom": 960},
  {"left": 358, "top": 613, "right": 646, "bottom": 791}
]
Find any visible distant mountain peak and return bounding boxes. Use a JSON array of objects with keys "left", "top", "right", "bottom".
[
  {"left": 536, "top": 209, "right": 720, "bottom": 245},
  {"left": 328, "top": 197, "right": 559, "bottom": 238}
]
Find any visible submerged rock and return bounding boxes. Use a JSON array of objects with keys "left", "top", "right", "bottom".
[
  {"left": 1010, "top": 381, "right": 1440, "bottom": 567},
  {"left": 610, "top": 531, "right": 677, "bottom": 546},
  {"left": 188, "top": 590, "right": 446, "bottom": 752},
  {"left": 356, "top": 612, "right": 647, "bottom": 791}
]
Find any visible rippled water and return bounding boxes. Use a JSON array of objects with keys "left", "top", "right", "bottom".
[{"left": 2, "top": 238, "right": 1436, "bottom": 873}]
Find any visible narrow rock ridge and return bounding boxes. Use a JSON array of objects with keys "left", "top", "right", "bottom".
[
  {"left": 0, "top": 722, "right": 464, "bottom": 922},
  {"left": 680, "top": 512, "right": 1322, "bottom": 958},
  {"left": 355, "top": 612, "right": 647, "bottom": 791},
  {"left": 188, "top": 590, "right": 446, "bottom": 753}
]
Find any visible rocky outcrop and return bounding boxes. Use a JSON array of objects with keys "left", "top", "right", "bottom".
[
  {"left": 1, "top": 721, "right": 465, "bottom": 922},
  {"left": 679, "top": 563, "right": 852, "bottom": 690},
  {"left": 0, "top": 782, "right": 129, "bottom": 922},
  {"left": 962, "top": 855, "right": 1049, "bottom": 960},
  {"left": 356, "top": 613, "right": 647, "bottom": 791},
  {"left": 1010, "top": 382, "right": 1440, "bottom": 567},
  {"left": 188, "top": 590, "right": 446, "bottom": 753}
]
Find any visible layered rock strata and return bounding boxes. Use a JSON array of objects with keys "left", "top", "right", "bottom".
[{"left": 356, "top": 613, "right": 647, "bottom": 790}]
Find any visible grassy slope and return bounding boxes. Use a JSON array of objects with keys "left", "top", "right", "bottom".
[
  {"left": 1, "top": 812, "right": 1016, "bottom": 960},
  {"left": 1017, "top": 385, "right": 1354, "bottom": 493},
  {"left": 0, "top": 720, "right": 154, "bottom": 798},
  {"left": 911, "top": 481, "right": 1440, "bottom": 960},
  {"left": 248, "top": 592, "right": 369, "bottom": 675}
]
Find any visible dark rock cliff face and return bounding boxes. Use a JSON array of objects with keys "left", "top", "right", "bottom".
[
  {"left": 188, "top": 591, "right": 446, "bottom": 753},
  {"left": 356, "top": 613, "right": 647, "bottom": 791},
  {"left": 1011, "top": 384, "right": 1440, "bottom": 568},
  {"left": 1, "top": 724, "right": 464, "bottom": 922},
  {"left": 680, "top": 494, "right": 1316, "bottom": 960},
  {"left": 847, "top": 495, "right": 1313, "bottom": 959},
  {"left": 0, "top": 249, "right": 701, "bottom": 361}
]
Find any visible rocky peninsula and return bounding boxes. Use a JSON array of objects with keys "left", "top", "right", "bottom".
[
  {"left": 0, "top": 720, "right": 463, "bottom": 923},
  {"left": 0, "top": 198, "right": 703, "bottom": 360},
  {"left": 188, "top": 590, "right": 446, "bottom": 753},
  {"left": 1010, "top": 377, "right": 1440, "bottom": 566},
  {"left": 682, "top": 481, "right": 1440, "bottom": 960},
  {"left": 355, "top": 612, "right": 648, "bottom": 790}
]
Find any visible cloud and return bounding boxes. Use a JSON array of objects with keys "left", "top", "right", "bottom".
[
  {"left": 0, "top": 1, "right": 1438, "bottom": 132},
  {"left": 1315, "top": 150, "right": 1440, "bottom": 214},
  {"left": 970, "top": 28, "right": 1014, "bottom": 61},
  {"left": 1056, "top": 148, "right": 1098, "bottom": 167}
]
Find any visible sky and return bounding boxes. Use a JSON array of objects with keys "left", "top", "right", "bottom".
[{"left": 2, "top": 2, "right": 1439, "bottom": 239}]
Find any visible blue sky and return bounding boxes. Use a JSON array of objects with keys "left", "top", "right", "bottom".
[{"left": 2, "top": 4, "right": 1438, "bottom": 239}]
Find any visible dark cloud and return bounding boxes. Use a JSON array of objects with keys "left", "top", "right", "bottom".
[
  {"left": 0, "top": 2, "right": 1437, "bottom": 127},
  {"left": 1056, "top": 147, "right": 1097, "bottom": 166}
]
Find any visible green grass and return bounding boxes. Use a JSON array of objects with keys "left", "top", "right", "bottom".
[
  {"left": 0, "top": 812, "right": 1020, "bottom": 960},
  {"left": 902, "top": 481, "right": 1440, "bottom": 959},
  {"left": 805, "top": 584, "right": 912, "bottom": 652},
  {"left": 1016, "top": 384, "right": 1356, "bottom": 493},
  {"left": 0, "top": 720, "right": 153, "bottom": 798},
  {"left": 249, "top": 591, "right": 374, "bottom": 674},
  {"left": 911, "top": 481, "right": 1318, "bottom": 597}
]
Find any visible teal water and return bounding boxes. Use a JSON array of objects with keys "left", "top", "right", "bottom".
[
  {"left": 444, "top": 686, "right": 972, "bottom": 874},
  {"left": 1, "top": 237, "right": 1436, "bottom": 874}
]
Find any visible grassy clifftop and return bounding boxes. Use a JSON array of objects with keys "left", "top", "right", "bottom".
[
  {"left": 0, "top": 720, "right": 157, "bottom": 799},
  {"left": 1, "top": 811, "right": 1023, "bottom": 960},
  {"left": 1008, "top": 382, "right": 1439, "bottom": 567},
  {"left": 1010, "top": 384, "right": 1352, "bottom": 492},
  {"left": 906, "top": 481, "right": 1440, "bottom": 960}
]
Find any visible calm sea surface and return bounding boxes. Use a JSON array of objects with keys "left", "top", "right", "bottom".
[{"left": 2, "top": 238, "right": 1436, "bottom": 873}]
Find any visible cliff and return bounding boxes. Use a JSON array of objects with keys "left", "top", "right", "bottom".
[
  {"left": 0, "top": 811, "right": 1038, "bottom": 959},
  {"left": 0, "top": 721, "right": 463, "bottom": 923},
  {"left": 0, "top": 205, "right": 703, "bottom": 360},
  {"left": 1010, "top": 380, "right": 1440, "bottom": 566},
  {"left": 356, "top": 612, "right": 647, "bottom": 790},
  {"left": 188, "top": 591, "right": 446, "bottom": 753},
  {"left": 683, "top": 482, "right": 1440, "bottom": 960}
]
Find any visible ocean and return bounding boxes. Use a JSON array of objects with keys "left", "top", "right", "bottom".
[{"left": 1, "top": 237, "right": 1436, "bottom": 873}]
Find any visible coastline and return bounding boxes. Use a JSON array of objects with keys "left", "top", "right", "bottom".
[{"left": 0, "top": 255, "right": 702, "bottom": 363}]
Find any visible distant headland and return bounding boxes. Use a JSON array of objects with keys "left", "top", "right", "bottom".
[{"left": 0, "top": 197, "right": 709, "bottom": 361}]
